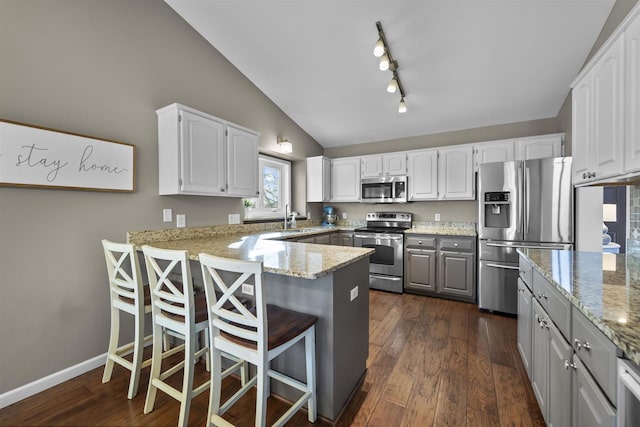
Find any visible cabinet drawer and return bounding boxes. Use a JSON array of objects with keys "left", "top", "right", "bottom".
[
  {"left": 532, "top": 269, "right": 570, "bottom": 340},
  {"left": 405, "top": 236, "right": 436, "bottom": 249},
  {"left": 518, "top": 254, "right": 533, "bottom": 291},
  {"left": 572, "top": 308, "right": 619, "bottom": 404},
  {"left": 439, "top": 237, "right": 474, "bottom": 252}
]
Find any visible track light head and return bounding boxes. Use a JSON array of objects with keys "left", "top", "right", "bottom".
[
  {"left": 379, "top": 53, "right": 390, "bottom": 71},
  {"left": 398, "top": 97, "right": 407, "bottom": 113},
  {"left": 387, "top": 76, "right": 398, "bottom": 93},
  {"left": 373, "top": 37, "right": 385, "bottom": 57}
]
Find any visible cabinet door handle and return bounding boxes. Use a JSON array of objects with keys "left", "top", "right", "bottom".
[
  {"left": 583, "top": 173, "right": 587, "bottom": 179},
  {"left": 564, "top": 360, "right": 577, "bottom": 370},
  {"left": 574, "top": 339, "right": 591, "bottom": 351},
  {"left": 537, "top": 292, "right": 548, "bottom": 300}
]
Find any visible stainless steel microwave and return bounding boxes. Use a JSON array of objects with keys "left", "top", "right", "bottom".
[{"left": 361, "top": 176, "right": 408, "bottom": 203}]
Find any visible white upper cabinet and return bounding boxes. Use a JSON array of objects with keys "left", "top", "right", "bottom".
[
  {"left": 331, "top": 157, "right": 360, "bottom": 202},
  {"left": 625, "top": 12, "right": 640, "bottom": 173},
  {"left": 361, "top": 152, "right": 407, "bottom": 178},
  {"left": 407, "top": 149, "right": 438, "bottom": 201},
  {"left": 438, "top": 145, "right": 475, "bottom": 200},
  {"left": 227, "top": 125, "right": 259, "bottom": 197},
  {"left": 360, "top": 155, "right": 383, "bottom": 178},
  {"left": 306, "top": 156, "right": 331, "bottom": 202},
  {"left": 572, "top": 32, "right": 625, "bottom": 184},
  {"left": 157, "top": 103, "right": 260, "bottom": 197},
  {"left": 475, "top": 140, "right": 514, "bottom": 166},
  {"left": 383, "top": 153, "right": 407, "bottom": 175},
  {"left": 475, "top": 134, "right": 563, "bottom": 171},
  {"left": 515, "top": 134, "right": 563, "bottom": 160}
]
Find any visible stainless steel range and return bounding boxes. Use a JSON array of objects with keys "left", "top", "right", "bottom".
[{"left": 354, "top": 212, "right": 412, "bottom": 293}]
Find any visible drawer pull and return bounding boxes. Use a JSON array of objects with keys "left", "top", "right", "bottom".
[
  {"left": 537, "top": 292, "right": 548, "bottom": 300},
  {"left": 574, "top": 339, "right": 591, "bottom": 351},
  {"left": 564, "top": 360, "right": 577, "bottom": 370}
]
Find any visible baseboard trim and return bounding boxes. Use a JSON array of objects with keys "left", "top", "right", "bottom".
[{"left": 0, "top": 353, "right": 106, "bottom": 409}]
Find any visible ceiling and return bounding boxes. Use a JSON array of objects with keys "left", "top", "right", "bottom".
[{"left": 165, "top": 0, "right": 615, "bottom": 149}]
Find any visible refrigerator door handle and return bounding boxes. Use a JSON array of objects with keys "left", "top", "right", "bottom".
[
  {"left": 486, "top": 263, "right": 520, "bottom": 270},
  {"left": 525, "top": 166, "right": 531, "bottom": 235},
  {"left": 517, "top": 165, "right": 523, "bottom": 234},
  {"left": 486, "top": 242, "right": 571, "bottom": 250}
]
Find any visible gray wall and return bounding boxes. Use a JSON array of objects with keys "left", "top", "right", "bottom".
[{"left": 0, "top": 0, "right": 322, "bottom": 394}]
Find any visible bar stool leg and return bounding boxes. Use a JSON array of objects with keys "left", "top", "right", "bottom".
[
  {"left": 144, "top": 321, "right": 163, "bottom": 414},
  {"left": 102, "top": 306, "right": 119, "bottom": 384},
  {"left": 305, "top": 326, "right": 317, "bottom": 422},
  {"left": 128, "top": 315, "right": 145, "bottom": 399},
  {"left": 178, "top": 332, "right": 196, "bottom": 427},
  {"left": 255, "top": 354, "right": 268, "bottom": 427}
]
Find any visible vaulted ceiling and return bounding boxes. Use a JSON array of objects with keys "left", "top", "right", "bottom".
[{"left": 165, "top": 0, "right": 615, "bottom": 148}]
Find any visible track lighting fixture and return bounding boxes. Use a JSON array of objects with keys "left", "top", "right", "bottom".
[{"left": 374, "top": 21, "right": 407, "bottom": 113}]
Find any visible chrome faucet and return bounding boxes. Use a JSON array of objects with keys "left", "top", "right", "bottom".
[{"left": 284, "top": 203, "right": 290, "bottom": 230}]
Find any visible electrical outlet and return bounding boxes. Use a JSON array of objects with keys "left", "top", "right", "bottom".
[
  {"left": 350, "top": 286, "right": 358, "bottom": 301},
  {"left": 176, "top": 214, "right": 186, "bottom": 228},
  {"left": 342, "top": 212, "right": 347, "bottom": 220},
  {"left": 241, "top": 283, "right": 254, "bottom": 296},
  {"left": 163, "top": 208, "right": 172, "bottom": 222},
  {"left": 435, "top": 213, "right": 441, "bottom": 221},
  {"left": 228, "top": 213, "right": 240, "bottom": 224}
]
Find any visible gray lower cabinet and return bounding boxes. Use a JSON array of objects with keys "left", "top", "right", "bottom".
[
  {"left": 297, "top": 235, "right": 316, "bottom": 243},
  {"left": 438, "top": 250, "right": 474, "bottom": 299},
  {"left": 519, "top": 255, "right": 617, "bottom": 427},
  {"left": 517, "top": 278, "right": 533, "bottom": 379},
  {"left": 315, "top": 233, "right": 331, "bottom": 245},
  {"left": 548, "top": 319, "right": 572, "bottom": 427},
  {"left": 532, "top": 299, "right": 550, "bottom": 420},
  {"left": 405, "top": 247, "right": 437, "bottom": 292},
  {"left": 338, "top": 231, "right": 353, "bottom": 246},
  {"left": 573, "top": 355, "right": 616, "bottom": 427},
  {"left": 404, "top": 234, "right": 476, "bottom": 303},
  {"left": 330, "top": 232, "right": 339, "bottom": 245}
]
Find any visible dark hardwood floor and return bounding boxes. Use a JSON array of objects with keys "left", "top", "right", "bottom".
[{"left": 0, "top": 291, "right": 544, "bottom": 426}]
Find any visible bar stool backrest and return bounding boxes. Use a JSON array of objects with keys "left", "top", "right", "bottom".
[
  {"left": 102, "top": 239, "right": 144, "bottom": 317},
  {"left": 199, "top": 254, "right": 266, "bottom": 352},
  {"left": 142, "top": 245, "right": 195, "bottom": 335}
]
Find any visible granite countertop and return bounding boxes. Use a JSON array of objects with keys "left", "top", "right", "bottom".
[
  {"left": 519, "top": 248, "right": 640, "bottom": 365},
  {"left": 129, "top": 227, "right": 372, "bottom": 280},
  {"left": 405, "top": 222, "right": 477, "bottom": 237}
]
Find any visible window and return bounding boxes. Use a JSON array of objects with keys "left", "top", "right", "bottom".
[{"left": 243, "top": 155, "right": 291, "bottom": 219}]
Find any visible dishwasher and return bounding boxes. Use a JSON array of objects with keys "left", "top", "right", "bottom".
[{"left": 618, "top": 358, "right": 640, "bottom": 426}]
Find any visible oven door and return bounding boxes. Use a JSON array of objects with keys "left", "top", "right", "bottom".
[{"left": 354, "top": 233, "right": 403, "bottom": 276}]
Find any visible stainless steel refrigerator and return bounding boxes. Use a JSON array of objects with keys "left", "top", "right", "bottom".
[{"left": 478, "top": 157, "right": 573, "bottom": 314}]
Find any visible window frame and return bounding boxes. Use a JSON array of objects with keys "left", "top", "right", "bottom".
[{"left": 243, "top": 154, "right": 291, "bottom": 220}]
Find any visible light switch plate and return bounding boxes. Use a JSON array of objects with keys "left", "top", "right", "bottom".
[
  {"left": 163, "top": 208, "right": 172, "bottom": 222},
  {"left": 228, "top": 213, "right": 240, "bottom": 224},
  {"left": 176, "top": 214, "right": 186, "bottom": 228},
  {"left": 350, "top": 286, "right": 358, "bottom": 301},
  {"left": 435, "top": 213, "right": 441, "bottom": 221},
  {"left": 342, "top": 212, "right": 347, "bottom": 219}
]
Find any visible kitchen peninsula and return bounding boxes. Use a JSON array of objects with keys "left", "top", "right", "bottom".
[{"left": 127, "top": 225, "right": 373, "bottom": 421}]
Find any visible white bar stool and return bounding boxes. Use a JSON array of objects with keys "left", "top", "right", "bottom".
[
  {"left": 142, "top": 245, "right": 245, "bottom": 427},
  {"left": 199, "top": 252, "right": 318, "bottom": 427},
  {"left": 101, "top": 239, "right": 152, "bottom": 399}
]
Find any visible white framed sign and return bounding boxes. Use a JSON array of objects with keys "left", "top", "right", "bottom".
[{"left": 0, "top": 119, "right": 135, "bottom": 192}]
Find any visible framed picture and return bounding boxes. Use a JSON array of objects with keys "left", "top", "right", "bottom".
[{"left": 0, "top": 119, "right": 135, "bottom": 192}]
